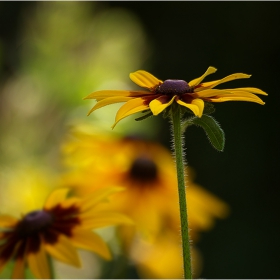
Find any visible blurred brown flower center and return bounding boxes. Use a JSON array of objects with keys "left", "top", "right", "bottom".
[
  {"left": 16, "top": 210, "right": 53, "bottom": 237},
  {"left": 129, "top": 156, "right": 158, "bottom": 183}
]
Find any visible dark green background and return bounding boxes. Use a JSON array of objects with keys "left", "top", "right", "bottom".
[{"left": 1, "top": 2, "right": 279, "bottom": 278}]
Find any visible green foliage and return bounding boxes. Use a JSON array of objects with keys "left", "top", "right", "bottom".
[
  {"left": 162, "top": 106, "right": 172, "bottom": 119},
  {"left": 203, "top": 102, "right": 216, "bottom": 115},
  {"left": 183, "top": 115, "right": 225, "bottom": 152},
  {"left": 135, "top": 111, "right": 153, "bottom": 121},
  {"left": 180, "top": 106, "right": 194, "bottom": 117}
]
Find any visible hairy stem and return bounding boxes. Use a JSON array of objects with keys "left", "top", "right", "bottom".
[{"left": 170, "top": 103, "right": 192, "bottom": 279}]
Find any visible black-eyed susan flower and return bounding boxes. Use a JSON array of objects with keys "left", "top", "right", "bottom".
[
  {"left": 84, "top": 67, "right": 267, "bottom": 128},
  {"left": 62, "top": 129, "right": 229, "bottom": 239},
  {"left": 61, "top": 128, "right": 229, "bottom": 278},
  {"left": 0, "top": 187, "right": 131, "bottom": 279},
  {"left": 63, "top": 132, "right": 181, "bottom": 240}
]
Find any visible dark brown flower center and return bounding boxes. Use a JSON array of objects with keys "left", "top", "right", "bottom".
[
  {"left": 129, "top": 156, "right": 158, "bottom": 183},
  {"left": 16, "top": 210, "right": 53, "bottom": 237},
  {"left": 156, "top": 79, "right": 193, "bottom": 95},
  {"left": 0, "top": 205, "right": 81, "bottom": 259}
]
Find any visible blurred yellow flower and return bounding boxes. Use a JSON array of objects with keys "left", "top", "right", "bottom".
[
  {"left": 0, "top": 187, "right": 131, "bottom": 279},
  {"left": 129, "top": 228, "right": 202, "bottom": 279},
  {"left": 127, "top": 169, "right": 229, "bottom": 279},
  {"left": 61, "top": 127, "right": 229, "bottom": 278},
  {"left": 0, "top": 165, "right": 55, "bottom": 217},
  {"left": 84, "top": 67, "right": 267, "bottom": 128},
  {"left": 63, "top": 132, "right": 179, "bottom": 240}
]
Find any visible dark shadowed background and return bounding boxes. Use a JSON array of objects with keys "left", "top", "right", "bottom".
[{"left": 0, "top": 1, "right": 279, "bottom": 278}]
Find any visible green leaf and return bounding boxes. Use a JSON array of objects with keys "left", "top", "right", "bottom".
[
  {"left": 203, "top": 102, "right": 216, "bottom": 114},
  {"left": 162, "top": 106, "right": 172, "bottom": 118},
  {"left": 191, "top": 115, "right": 225, "bottom": 151},
  {"left": 181, "top": 106, "right": 194, "bottom": 117},
  {"left": 135, "top": 111, "right": 153, "bottom": 121}
]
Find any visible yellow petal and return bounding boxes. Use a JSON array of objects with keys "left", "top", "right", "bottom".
[
  {"left": 45, "top": 235, "right": 81, "bottom": 267},
  {"left": 130, "top": 232, "right": 185, "bottom": 279},
  {"left": 187, "top": 185, "right": 229, "bottom": 222},
  {"left": 195, "top": 89, "right": 234, "bottom": 98},
  {"left": 0, "top": 215, "right": 18, "bottom": 228},
  {"left": 71, "top": 229, "right": 111, "bottom": 260},
  {"left": 188, "top": 185, "right": 229, "bottom": 233},
  {"left": 225, "top": 87, "right": 268, "bottom": 95},
  {"left": 80, "top": 212, "right": 133, "bottom": 229},
  {"left": 192, "top": 99, "right": 205, "bottom": 117},
  {"left": 195, "top": 73, "right": 251, "bottom": 91},
  {"left": 129, "top": 70, "right": 162, "bottom": 89},
  {"left": 79, "top": 187, "right": 124, "bottom": 213},
  {"left": 176, "top": 98, "right": 205, "bottom": 117},
  {"left": 188, "top": 66, "right": 217, "bottom": 87},
  {"left": 27, "top": 242, "right": 50, "bottom": 279},
  {"left": 87, "top": 96, "right": 133, "bottom": 116},
  {"left": 208, "top": 91, "right": 265, "bottom": 105},
  {"left": 12, "top": 257, "right": 25, "bottom": 279},
  {"left": 149, "top": 95, "right": 176, "bottom": 115},
  {"left": 112, "top": 97, "right": 150, "bottom": 129},
  {"left": 60, "top": 197, "right": 80, "bottom": 209},
  {"left": 44, "top": 188, "right": 69, "bottom": 210},
  {"left": 84, "top": 90, "right": 152, "bottom": 100}
]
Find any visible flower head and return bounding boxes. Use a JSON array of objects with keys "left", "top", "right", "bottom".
[
  {"left": 84, "top": 67, "right": 267, "bottom": 128},
  {"left": 0, "top": 187, "right": 131, "bottom": 279},
  {"left": 61, "top": 129, "right": 229, "bottom": 278},
  {"left": 62, "top": 129, "right": 229, "bottom": 241},
  {"left": 63, "top": 133, "right": 180, "bottom": 240}
]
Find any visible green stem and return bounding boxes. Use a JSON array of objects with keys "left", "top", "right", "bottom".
[
  {"left": 170, "top": 103, "right": 192, "bottom": 279},
  {"left": 48, "top": 255, "right": 55, "bottom": 279}
]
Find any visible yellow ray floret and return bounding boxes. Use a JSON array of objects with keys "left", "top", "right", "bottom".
[
  {"left": 129, "top": 70, "right": 162, "bottom": 89},
  {"left": 84, "top": 66, "right": 267, "bottom": 128}
]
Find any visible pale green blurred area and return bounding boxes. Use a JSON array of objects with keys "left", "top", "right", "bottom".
[
  {"left": 0, "top": 2, "right": 156, "bottom": 278},
  {"left": 0, "top": 2, "right": 155, "bottom": 176},
  {"left": 0, "top": 1, "right": 153, "bottom": 164}
]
